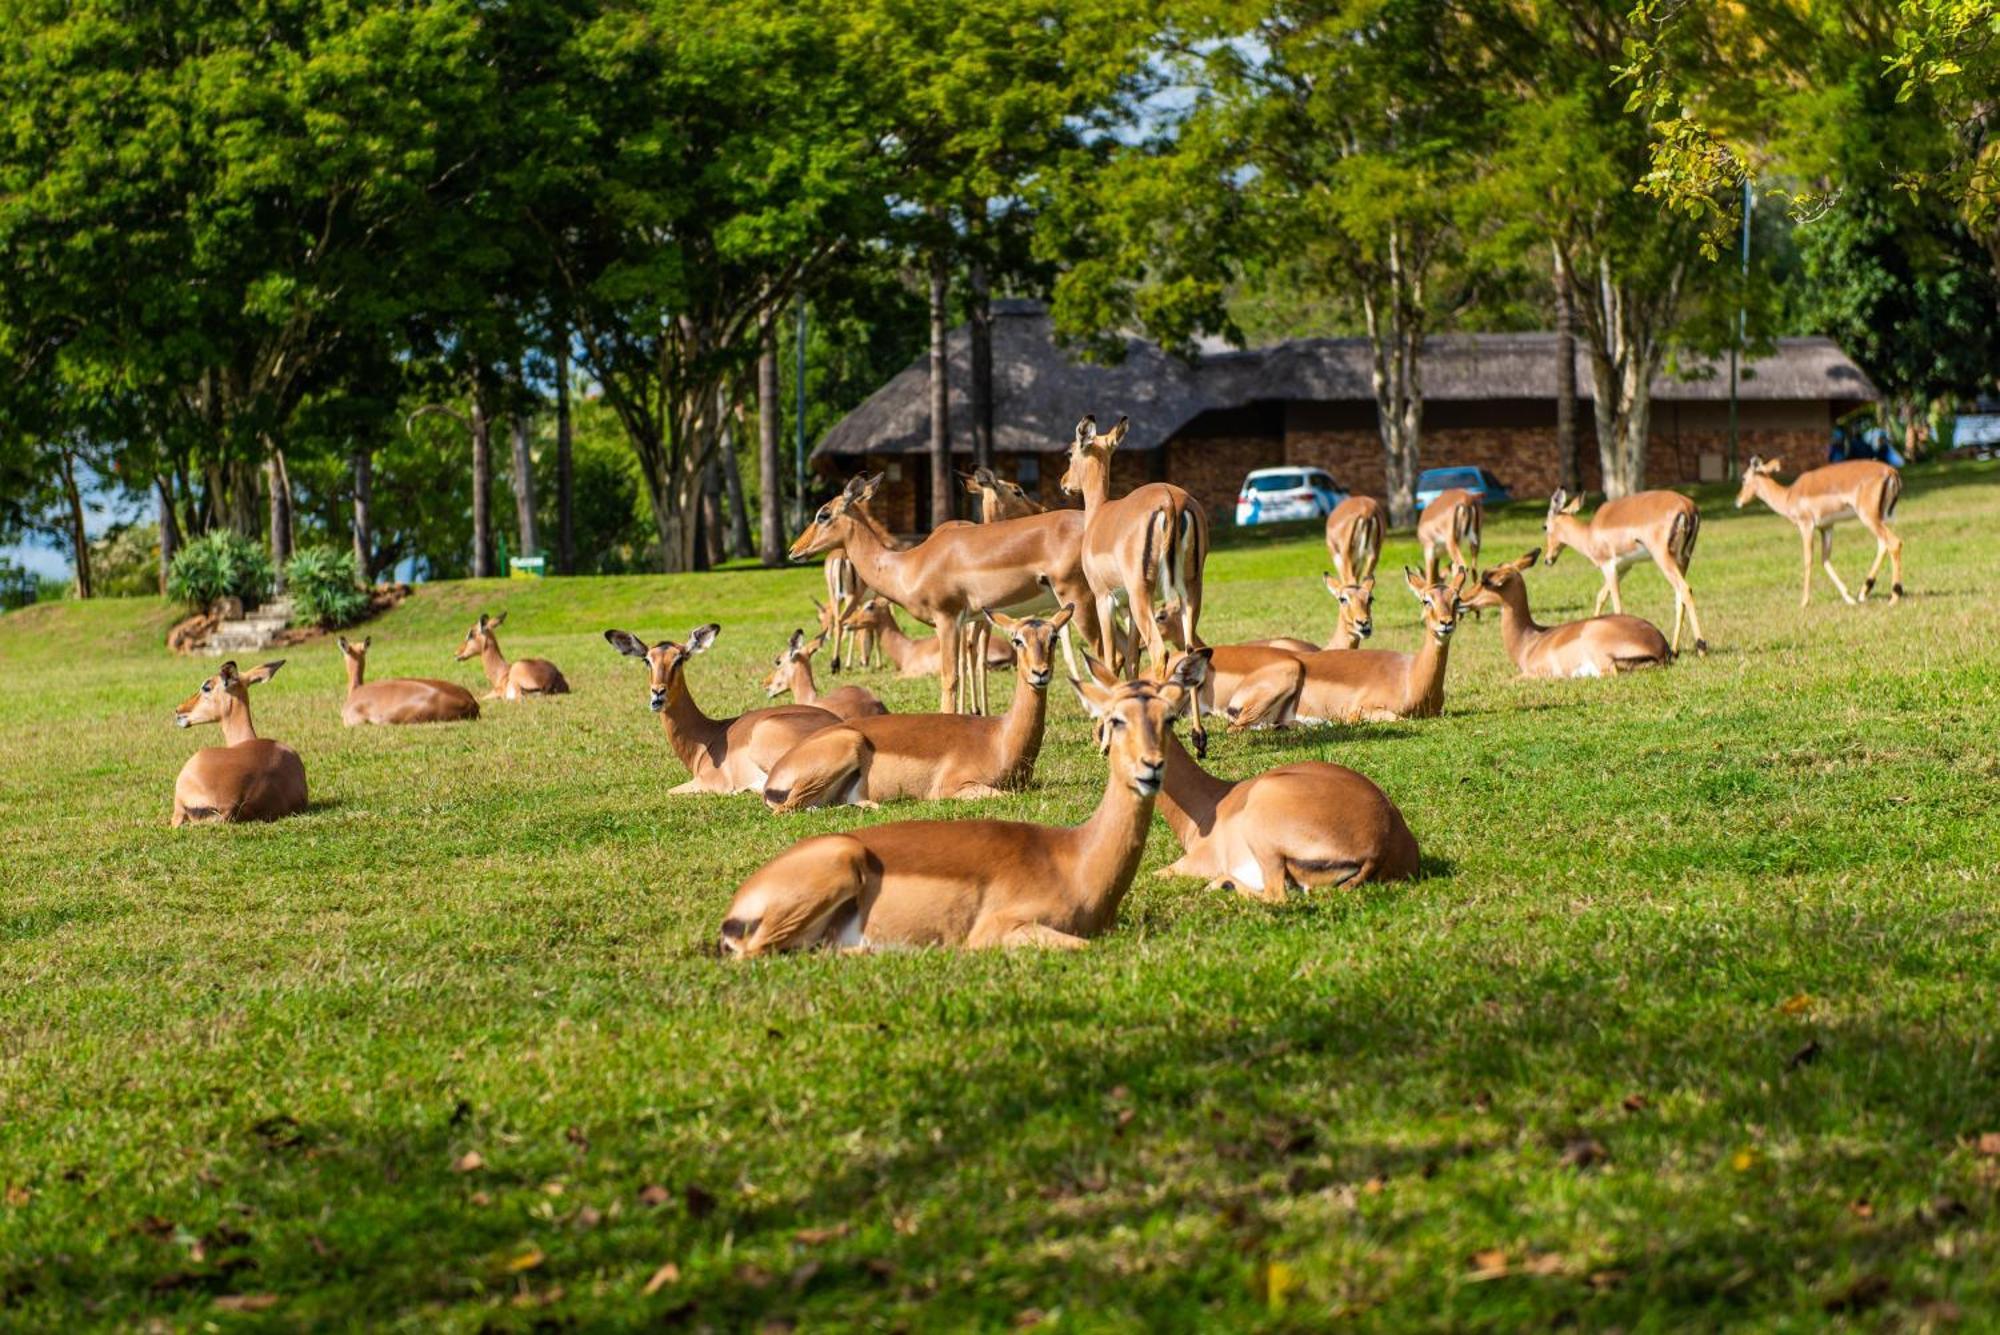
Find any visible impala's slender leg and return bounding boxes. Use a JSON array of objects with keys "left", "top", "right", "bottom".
[
  {"left": 1859, "top": 513, "right": 1904, "bottom": 603},
  {"left": 1094, "top": 593, "right": 1121, "bottom": 672},
  {"left": 1421, "top": 539, "right": 1440, "bottom": 585},
  {"left": 936, "top": 614, "right": 963, "bottom": 713},
  {"left": 1658, "top": 556, "right": 1704, "bottom": 655},
  {"left": 1798, "top": 524, "right": 1817, "bottom": 606},
  {"left": 1818, "top": 526, "right": 1856, "bottom": 604},
  {"left": 1605, "top": 561, "right": 1625, "bottom": 614},
  {"left": 1593, "top": 569, "right": 1614, "bottom": 617}
]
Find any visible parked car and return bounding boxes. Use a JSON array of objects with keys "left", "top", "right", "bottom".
[
  {"left": 1414, "top": 466, "right": 1511, "bottom": 509},
  {"left": 1235, "top": 467, "right": 1346, "bottom": 527}
]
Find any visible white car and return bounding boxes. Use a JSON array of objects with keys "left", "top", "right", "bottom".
[{"left": 1235, "top": 467, "right": 1345, "bottom": 527}]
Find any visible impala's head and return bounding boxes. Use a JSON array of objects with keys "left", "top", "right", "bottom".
[
  {"left": 1463, "top": 549, "right": 1540, "bottom": 612},
  {"left": 982, "top": 603, "right": 1074, "bottom": 691},
  {"left": 965, "top": 466, "right": 1037, "bottom": 519},
  {"left": 840, "top": 596, "right": 894, "bottom": 635},
  {"left": 604, "top": 624, "right": 720, "bottom": 710},
  {"left": 1404, "top": 565, "right": 1472, "bottom": 642},
  {"left": 1058, "top": 413, "right": 1129, "bottom": 495},
  {"left": 790, "top": 474, "right": 881, "bottom": 561},
  {"left": 1736, "top": 455, "right": 1781, "bottom": 508},
  {"left": 336, "top": 634, "right": 372, "bottom": 664},
  {"left": 455, "top": 612, "right": 506, "bottom": 661},
  {"left": 762, "top": 629, "right": 823, "bottom": 697},
  {"left": 1324, "top": 572, "right": 1375, "bottom": 640},
  {"left": 1542, "top": 489, "right": 1584, "bottom": 564},
  {"left": 1073, "top": 648, "right": 1209, "bottom": 791},
  {"left": 175, "top": 660, "right": 283, "bottom": 728}
]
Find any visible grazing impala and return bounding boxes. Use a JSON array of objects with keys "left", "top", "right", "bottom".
[
  {"left": 1463, "top": 550, "right": 1672, "bottom": 678},
  {"left": 719, "top": 652, "right": 1199, "bottom": 955},
  {"left": 455, "top": 613, "right": 569, "bottom": 700},
  {"left": 1417, "top": 489, "right": 1482, "bottom": 584},
  {"left": 1542, "top": 489, "right": 1706, "bottom": 655},
  {"left": 964, "top": 467, "right": 1045, "bottom": 522},
  {"left": 604, "top": 624, "right": 838, "bottom": 794},
  {"left": 840, "top": 597, "right": 1014, "bottom": 678},
  {"left": 1061, "top": 414, "right": 1208, "bottom": 672},
  {"left": 171, "top": 660, "right": 307, "bottom": 826},
  {"left": 337, "top": 636, "right": 480, "bottom": 726},
  {"left": 762, "top": 629, "right": 888, "bottom": 720},
  {"left": 1251, "top": 575, "right": 1376, "bottom": 653},
  {"left": 1324, "top": 495, "right": 1386, "bottom": 587},
  {"left": 1736, "top": 456, "right": 1906, "bottom": 606},
  {"left": 763, "top": 606, "right": 1074, "bottom": 812}
]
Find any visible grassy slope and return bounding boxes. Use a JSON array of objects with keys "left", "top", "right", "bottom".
[{"left": 2, "top": 465, "right": 1998, "bottom": 1330}]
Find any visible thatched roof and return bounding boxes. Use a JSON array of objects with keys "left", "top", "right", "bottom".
[{"left": 814, "top": 301, "right": 1878, "bottom": 459}]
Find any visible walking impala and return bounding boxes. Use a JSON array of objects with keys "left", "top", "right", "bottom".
[
  {"left": 455, "top": 613, "right": 570, "bottom": 700},
  {"left": 1736, "top": 456, "right": 1906, "bottom": 606},
  {"left": 762, "top": 629, "right": 888, "bottom": 721},
  {"left": 1417, "top": 489, "right": 1482, "bottom": 584},
  {"left": 1541, "top": 488, "right": 1706, "bottom": 655},
  {"left": 171, "top": 660, "right": 307, "bottom": 826},
  {"left": 1324, "top": 495, "right": 1385, "bottom": 587},
  {"left": 338, "top": 636, "right": 480, "bottom": 725},
  {"left": 762, "top": 606, "right": 1073, "bottom": 812},
  {"left": 1463, "top": 550, "right": 1672, "bottom": 678},
  {"left": 718, "top": 653, "right": 1200, "bottom": 955},
  {"left": 604, "top": 624, "right": 839, "bottom": 794}
]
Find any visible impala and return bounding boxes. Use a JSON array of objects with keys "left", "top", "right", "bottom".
[
  {"left": 1417, "top": 488, "right": 1482, "bottom": 584},
  {"left": 1541, "top": 488, "right": 1706, "bottom": 655},
  {"left": 455, "top": 613, "right": 570, "bottom": 700},
  {"left": 170, "top": 660, "right": 307, "bottom": 826},
  {"left": 1061, "top": 414, "right": 1208, "bottom": 673},
  {"left": 789, "top": 473, "right": 1096, "bottom": 713},
  {"left": 762, "top": 606, "right": 1074, "bottom": 812},
  {"left": 818, "top": 557, "right": 877, "bottom": 672},
  {"left": 718, "top": 652, "right": 1198, "bottom": 954},
  {"left": 762, "top": 628, "right": 888, "bottom": 720},
  {"left": 964, "top": 466, "right": 1045, "bottom": 522},
  {"left": 337, "top": 635, "right": 480, "bottom": 726},
  {"left": 1463, "top": 550, "right": 1671, "bottom": 678},
  {"left": 1324, "top": 495, "right": 1385, "bottom": 587},
  {"left": 1736, "top": 456, "right": 1906, "bottom": 606},
  {"left": 839, "top": 597, "right": 1015, "bottom": 679},
  {"left": 604, "top": 624, "right": 839, "bottom": 794},
  {"left": 1250, "top": 575, "right": 1376, "bottom": 653}
]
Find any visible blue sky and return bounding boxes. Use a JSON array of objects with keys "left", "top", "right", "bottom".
[{"left": 4, "top": 464, "right": 144, "bottom": 579}]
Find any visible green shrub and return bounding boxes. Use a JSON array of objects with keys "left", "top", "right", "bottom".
[
  {"left": 284, "top": 545, "right": 370, "bottom": 628},
  {"left": 166, "top": 530, "right": 274, "bottom": 612},
  {"left": 0, "top": 560, "right": 37, "bottom": 611}
]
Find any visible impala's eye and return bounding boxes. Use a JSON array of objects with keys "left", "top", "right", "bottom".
[{"left": 201, "top": 682, "right": 212, "bottom": 693}]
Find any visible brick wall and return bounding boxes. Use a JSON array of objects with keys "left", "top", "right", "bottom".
[{"left": 1163, "top": 436, "right": 1283, "bottom": 523}]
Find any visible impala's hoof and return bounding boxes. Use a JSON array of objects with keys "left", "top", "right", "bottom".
[
  {"left": 1694, "top": 638, "right": 1709, "bottom": 658},
  {"left": 1892, "top": 583, "right": 1904, "bottom": 601}
]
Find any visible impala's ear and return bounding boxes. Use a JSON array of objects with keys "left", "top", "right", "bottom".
[
  {"left": 1166, "top": 647, "right": 1211, "bottom": 691},
  {"left": 1048, "top": 602, "right": 1075, "bottom": 633},
  {"left": 1404, "top": 565, "right": 1426, "bottom": 597},
  {"left": 854, "top": 472, "right": 883, "bottom": 502},
  {"left": 1078, "top": 650, "right": 1121, "bottom": 689},
  {"left": 362, "top": 636, "right": 372, "bottom": 650},
  {"left": 218, "top": 660, "right": 241, "bottom": 686},
  {"left": 1103, "top": 414, "right": 1131, "bottom": 448},
  {"left": 804, "top": 631, "right": 828, "bottom": 656},
  {"left": 1069, "top": 674, "right": 1117, "bottom": 722},
  {"left": 841, "top": 473, "right": 870, "bottom": 502},
  {"left": 488, "top": 612, "right": 507, "bottom": 630},
  {"left": 960, "top": 472, "right": 981, "bottom": 494},
  {"left": 604, "top": 629, "right": 649, "bottom": 659},
  {"left": 239, "top": 660, "right": 285, "bottom": 686},
  {"left": 1073, "top": 414, "right": 1097, "bottom": 448},
  {"left": 1548, "top": 488, "right": 1566, "bottom": 513},
  {"left": 810, "top": 596, "right": 826, "bottom": 615},
  {"left": 337, "top": 636, "right": 351, "bottom": 652},
  {"left": 1561, "top": 493, "right": 1583, "bottom": 514},
  {"left": 1361, "top": 576, "right": 1375, "bottom": 595},
  {"left": 476, "top": 613, "right": 489, "bottom": 630},
  {"left": 1449, "top": 565, "right": 1473, "bottom": 597},
  {"left": 686, "top": 624, "right": 721, "bottom": 655},
  {"left": 982, "top": 607, "right": 1019, "bottom": 634},
  {"left": 787, "top": 629, "right": 806, "bottom": 655},
  {"left": 1744, "top": 455, "right": 1763, "bottom": 474},
  {"left": 1518, "top": 548, "right": 1541, "bottom": 571}
]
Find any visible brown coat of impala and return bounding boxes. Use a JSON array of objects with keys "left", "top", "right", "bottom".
[
  {"left": 817, "top": 555, "right": 879, "bottom": 672},
  {"left": 1736, "top": 457, "right": 1905, "bottom": 606},
  {"left": 789, "top": 473, "right": 1096, "bottom": 713},
  {"left": 171, "top": 660, "right": 307, "bottom": 826},
  {"left": 963, "top": 467, "right": 1045, "bottom": 522},
  {"left": 762, "top": 629, "right": 887, "bottom": 721},
  {"left": 455, "top": 613, "right": 569, "bottom": 700},
  {"left": 1249, "top": 575, "right": 1375, "bottom": 653},
  {"left": 719, "top": 657, "right": 1196, "bottom": 955},
  {"left": 1541, "top": 488, "right": 1706, "bottom": 655},
  {"left": 1417, "top": 489, "right": 1483, "bottom": 583},
  {"left": 762, "top": 606, "right": 1073, "bottom": 812},
  {"left": 841, "top": 597, "right": 1015, "bottom": 678},
  {"left": 1324, "top": 495, "right": 1386, "bottom": 587},
  {"left": 1463, "top": 551, "right": 1671, "bottom": 678},
  {"left": 338, "top": 636, "right": 480, "bottom": 726},
  {"left": 1060, "top": 414, "right": 1207, "bottom": 671},
  {"left": 604, "top": 624, "right": 839, "bottom": 795}
]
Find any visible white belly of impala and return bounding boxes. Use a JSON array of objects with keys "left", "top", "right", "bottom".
[{"left": 1570, "top": 662, "right": 1602, "bottom": 679}]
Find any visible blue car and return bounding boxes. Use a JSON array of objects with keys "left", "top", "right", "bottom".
[{"left": 1414, "top": 466, "right": 1511, "bottom": 510}]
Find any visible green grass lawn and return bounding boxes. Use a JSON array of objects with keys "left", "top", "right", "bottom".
[{"left": 4, "top": 464, "right": 1999, "bottom": 1330}]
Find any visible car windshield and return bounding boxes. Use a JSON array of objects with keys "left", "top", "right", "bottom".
[
  {"left": 1419, "top": 470, "right": 1471, "bottom": 488},
  {"left": 1249, "top": 473, "right": 1307, "bottom": 492}
]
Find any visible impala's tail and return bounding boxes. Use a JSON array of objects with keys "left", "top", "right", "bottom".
[
  {"left": 1881, "top": 468, "right": 1904, "bottom": 521},
  {"left": 1669, "top": 507, "right": 1700, "bottom": 574}
]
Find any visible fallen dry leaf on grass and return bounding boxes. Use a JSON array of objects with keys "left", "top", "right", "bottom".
[
  {"left": 506, "top": 1248, "right": 544, "bottom": 1273},
  {"left": 211, "top": 1294, "right": 281, "bottom": 1312},
  {"left": 452, "top": 1151, "right": 484, "bottom": 1173},
  {"left": 1779, "top": 994, "right": 1814, "bottom": 1016},
  {"left": 641, "top": 1261, "right": 681, "bottom": 1295},
  {"left": 793, "top": 1224, "right": 850, "bottom": 1246},
  {"left": 638, "top": 1183, "right": 671, "bottom": 1207},
  {"left": 1560, "top": 1138, "right": 1609, "bottom": 1170},
  {"left": 1469, "top": 1249, "right": 1510, "bottom": 1279}
]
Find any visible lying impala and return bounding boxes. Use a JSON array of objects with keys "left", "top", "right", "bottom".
[
  {"left": 763, "top": 606, "right": 1074, "bottom": 812},
  {"left": 1202, "top": 566, "right": 1471, "bottom": 728},
  {"left": 338, "top": 635, "right": 480, "bottom": 725},
  {"left": 762, "top": 629, "right": 888, "bottom": 720},
  {"left": 171, "top": 660, "right": 307, "bottom": 826},
  {"left": 1417, "top": 488, "right": 1482, "bottom": 584},
  {"left": 605, "top": 624, "right": 839, "bottom": 794},
  {"left": 1736, "top": 456, "right": 1906, "bottom": 606},
  {"left": 1250, "top": 575, "right": 1375, "bottom": 653},
  {"left": 964, "top": 466, "right": 1045, "bottom": 522},
  {"left": 719, "top": 651, "right": 1197, "bottom": 954},
  {"left": 1463, "top": 550, "right": 1672, "bottom": 678},
  {"left": 455, "top": 613, "right": 570, "bottom": 700},
  {"left": 841, "top": 596, "right": 1015, "bottom": 679},
  {"left": 1542, "top": 488, "right": 1706, "bottom": 655},
  {"left": 1324, "top": 495, "right": 1385, "bottom": 587}
]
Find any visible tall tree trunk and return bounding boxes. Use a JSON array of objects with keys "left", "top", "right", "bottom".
[
  {"left": 555, "top": 340, "right": 574, "bottom": 575},
  {"left": 969, "top": 254, "right": 994, "bottom": 472},
  {"left": 351, "top": 445, "right": 374, "bottom": 583},
  {"left": 928, "top": 249, "right": 953, "bottom": 530},
  {"left": 719, "top": 389, "right": 752, "bottom": 560},
  {"left": 757, "top": 312, "right": 785, "bottom": 565},
  {"left": 471, "top": 386, "right": 494, "bottom": 578},
  {"left": 155, "top": 474, "right": 181, "bottom": 595},
  {"left": 266, "top": 444, "right": 293, "bottom": 592},
  {"left": 697, "top": 454, "right": 723, "bottom": 571},
  {"left": 509, "top": 366, "right": 540, "bottom": 559},
  {"left": 1552, "top": 244, "right": 1580, "bottom": 496},
  {"left": 1360, "top": 233, "right": 1425, "bottom": 529},
  {"left": 59, "top": 447, "right": 92, "bottom": 599}
]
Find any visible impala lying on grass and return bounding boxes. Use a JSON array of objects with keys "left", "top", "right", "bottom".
[
  {"left": 762, "top": 606, "right": 1073, "bottom": 812},
  {"left": 455, "top": 613, "right": 569, "bottom": 700},
  {"left": 1249, "top": 575, "right": 1375, "bottom": 653},
  {"left": 1736, "top": 456, "right": 1906, "bottom": 606},
  {"left": 719, "top": 652, "right": 1199, "bottom": 955},
  {"left": 171, "top": 660, "right": 307, "bottom": 826},
  {"left": 1418, "top": 489, "right": 1482, "bottom": 585},
  {"left": 1542, "top": 488, "right": 1706, "bottom": 655},
  {"left": 762, "top": 628, "right": 888, "bottom": 721},
  {"left": 604, "top": 624, "right": 838, "bottom": 795},
  {"left": 337, "top": 635, "right": 480, "bottom": 726},
  {"left": 1324, "top": 495, "right": 1385, "bottom": 587},
  {"left": 1463, "top": 550, "right": 1672, "bottom": 678}
]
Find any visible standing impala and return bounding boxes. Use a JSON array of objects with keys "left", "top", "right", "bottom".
[
  {"left": 171, "top": 660, "right": 307, "bottom": 826},
  {"left": 1736, "top": 456, "right": 1905, "bottom": 606},
  {"left": 604, "top": 624, "right": 839, "bottom": 794},
  {"left": 338, "top": 636, "right": 480, "bottom": 725},
  {"left": 763, "top": 606, "right": 1073, "bottom": 812},
  {"left": 1463, "top": 550, "right": 1672, "bottom": 678},
  {"left": 964, "top": 467, "right": 1045, "bottom": 522},
  {"left": 762, "top": 629, "right": 888, "bottom": 720},
  {"left": 1541, "top": 488, "right": 1706, "bottom": 656},
  {"left": 818, "top": 558, "right": 876, "bottom": 672},
  {"left": 1061, "top": 414, "right": 1208, "bottom": 673},
  {"left": 455, "top": 613, "right": 570, "bottom": 700},
  {"left": 1417, "top": 489, "right": 1482, "bottom": 584},
  {"left": 1324, "top": 495, "right": 1385, "bottom": 587},
  {"left": 719, "top": 653, "right": 1199, "bottom": 955}
]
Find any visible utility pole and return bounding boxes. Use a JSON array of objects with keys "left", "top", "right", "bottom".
[{"left": 1727, "top": 178, "right": 1753, "bottom": 476}]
